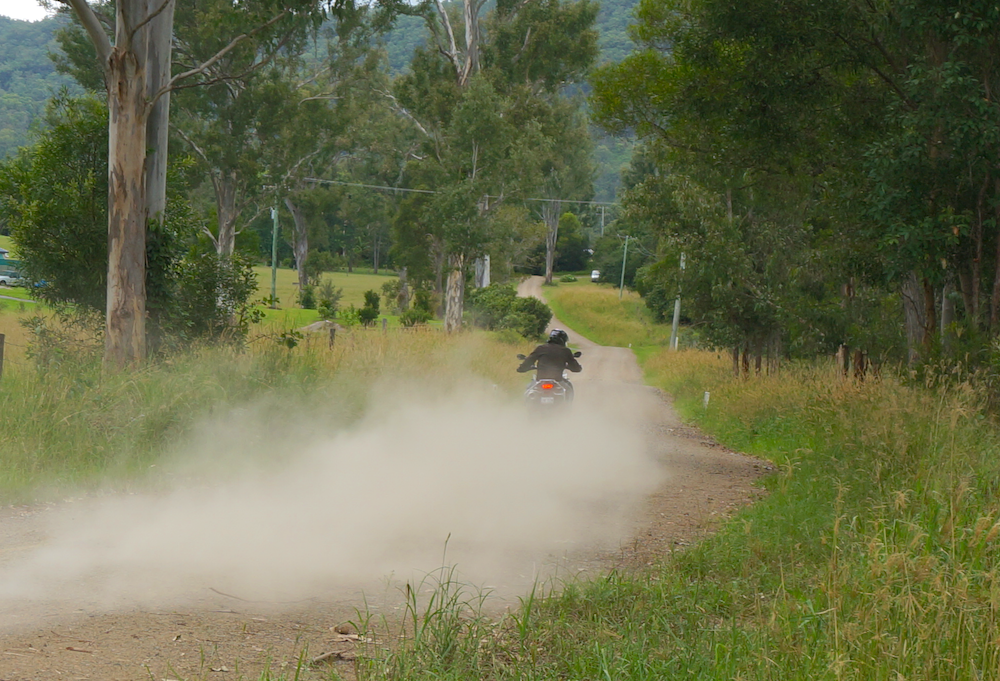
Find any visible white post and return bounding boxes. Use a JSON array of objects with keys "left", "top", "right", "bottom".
[
  {"left": 618, "top": 235, "right": 629, "bottom": 300},
  {"left": 669, "top": 252, "right": 685, "bottom": 349}
]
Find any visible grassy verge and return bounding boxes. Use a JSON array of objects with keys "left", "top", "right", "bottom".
[
  {"left": 353, "top": 291, "right": 1000, "bottom": 680},
  {"left": 0, "top": 328, "right": 530, "bottom": 501},
  {"left": 542, "top": 279, "right": 672, "bottom": 349}
]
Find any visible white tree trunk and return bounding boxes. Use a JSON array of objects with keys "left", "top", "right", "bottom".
[
  {"left": 105, "top": 38, "right": 149, "bottom": 367},
  {"left": 285, "top": 197, "right": 309, "bottom": 289},
  {"left": 444, "top": 253, "right": 465, "bottom": 333},
  {"left": 474, "top": 255, "right": 490, "bottom": 287},
  {"left": 215, "top": 171, "right": 238, "bottom": 257},
  {"left": 543, "top": 201, "right": 559, "bottom": 285},
  {"left": 144, "top": 0, "right": 174, "bottom": 224}
]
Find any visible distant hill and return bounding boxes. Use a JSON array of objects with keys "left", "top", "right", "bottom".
[{"left": 0, "top": 15, "right": 78, "bottom": 158}]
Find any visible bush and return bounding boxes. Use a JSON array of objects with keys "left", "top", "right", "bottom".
[
  {"left": 400, "top": 307, "right": 432, "bottom": 327},
  {"left": 316, "top": 280, "right": 343, "bottom": 320},
  {"left": 559, "top": 274, "right": 577, "bottom": 283},
  {"left": 363, "top": 289, "right": 380, "bottom": 314},
  {"left": 305, "top": 251, "right": 337, "bottom": 286},
  {"left": 298, "top": 284, "right": 316, "bottom": 309},
  {"left": 382, "top": 279, "right": 405, "bottom": 313},
  {"left": 466, "top": 284, "right": 552, "bottom": 339},
  {"left": 358, "top": 289, "right": 380, "bottom": 327},
  {"left": 413, "top": 287, "right": 435, "bottom": 315}
]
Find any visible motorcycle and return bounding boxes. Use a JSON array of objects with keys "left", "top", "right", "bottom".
[{"left": 516, "top": 351, "right": 582, "bottom": 409}]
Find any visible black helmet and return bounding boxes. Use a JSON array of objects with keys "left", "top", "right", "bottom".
[{"left": 548, "top": 329, "right": 569, "bottom": 346}]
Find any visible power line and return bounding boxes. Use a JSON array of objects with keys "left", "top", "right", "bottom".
[
  {"left": 304, "top": 177, "right": 436, "bottom": 194},
  {"left": 303, "top": 177, "right": 619, "bottom": 206}
]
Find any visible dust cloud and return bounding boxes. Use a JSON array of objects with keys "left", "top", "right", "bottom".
[{"left": 0, "top": 380, "right": 662, "bottom": 628}]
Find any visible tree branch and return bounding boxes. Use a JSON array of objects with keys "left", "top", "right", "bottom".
[
  {"left": 62, "top": 0, "right": 111, "bottom": 68},
  {"left": 152, "top": 11, "right": 288, "bottom": 104},
  {"left": 376, "top": 88, "right": 434, "bottom": 138}
]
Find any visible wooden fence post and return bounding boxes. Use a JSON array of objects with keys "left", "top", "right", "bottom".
[{"left": 328, "top": 327, "right": 336, "bottom": 349}]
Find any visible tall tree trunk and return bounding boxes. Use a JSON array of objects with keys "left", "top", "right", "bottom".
[
  {"left": 432, "top": 240, "right": 445, "bottom": 313},
  {"left": 923, "top": 277, "right": 937, "bottom": 351},
  {"left": 990, "top": 178, "right": 1000, "bottom": 330},
  {"left": 372, "top": 231, "right": 380, "bottom": 274},
  {"left": 444, "top": 253, "right": 465, "bottom": 333},
  {"left": 902, "top": 272, "right": 927, "bottom": 365},
  {"left": 941, "top": 279, "right": 955, "bottom": 352},
  {"left": 399, "top": 266, "right": 410, "bottom": 311},
  {"left": 105, "top": 42, "right": 148, "bottom": 368},
  {"left": 215, "top": 171, "right": 238, "bottom": 257},
  {"left": 144, "top": 0, "right": 173, "bottom": 226},
  {"left": 284, "top": 197, "right": 309, "bottom": 289},
  {"left": 543, "top": 201, "right": 558, "bottom": 285}
]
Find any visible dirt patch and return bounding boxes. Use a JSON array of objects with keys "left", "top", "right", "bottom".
[{"left": 0, "top": 278, "right": 769, "bottom": 680}]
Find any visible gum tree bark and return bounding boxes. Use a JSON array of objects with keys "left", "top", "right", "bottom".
[
  {"left": 284, "top": 197, "right": 309, "bottom": 289},
  {"left": 66, "top": 0, "right": 176, "bottom": 368},
  {"left": 444, "top": 254, "right": 465, "bottom": 333}
]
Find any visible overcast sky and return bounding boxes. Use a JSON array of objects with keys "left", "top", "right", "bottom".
[{"left": 0, "top": 0, "right": 53, "bottom": 22}]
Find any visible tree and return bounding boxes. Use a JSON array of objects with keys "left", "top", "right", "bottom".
[
  {"left": 590, "top": 0, "right": 1000, "bottom": 366},
  {"left": 59, "top": 0, "right": 339, "bottom": 366},
  {"left": 0, "top": 94, "right": 259, "bottom": 348},
  {"left": 389, "top": 0, "right": 599, "bottom": 329}
]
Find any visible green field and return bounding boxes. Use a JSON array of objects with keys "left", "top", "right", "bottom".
[{"left": 543, "top": 277, "right": 673, "bottom": 349}]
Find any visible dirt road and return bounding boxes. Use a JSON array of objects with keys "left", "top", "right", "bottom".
[{"left": 0, "top": 280, "right": 767, "bottom": 680}]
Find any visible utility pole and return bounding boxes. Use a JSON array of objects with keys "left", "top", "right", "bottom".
[
  {"left": 600, "top": 206, "right": 605, "bottom": 237},
  {"left": 619, "top": 234, "right": 630, "bottom": 300},
  {"left": 670, "top": 252, "right": 685, "bottom": 350},
  {"left": 270, "top": 206, "right": 279, "bottom": 309}
]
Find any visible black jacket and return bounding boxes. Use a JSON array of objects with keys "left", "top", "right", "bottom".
[{"left": 517, "top": 342, "right": 582, "bottom": 379}]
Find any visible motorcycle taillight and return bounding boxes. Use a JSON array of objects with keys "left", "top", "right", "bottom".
[{"left": 541, "top": 382, "right": 554, "bottom": 390}]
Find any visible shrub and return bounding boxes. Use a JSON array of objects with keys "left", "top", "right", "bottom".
[
  {"left": 316, "top": 280, "right": 343, "bottom": 320},
  {"left": 298, "top": 284, "right": 316, "bottom": 309},
  {"left": 382, "top": 279, "right": 405, "bottom": 313},
  {"left": 559, "top": 274, "right": 577, "bottom": 283},
  {"left": 400, "top": 307, "right": 433, "bottom": 327},
  {"left": 466, "top": 284, "right": 552, "bottom": 339},
  {"left": 363, "top": 289, "right": 381, "bottom": 314}
]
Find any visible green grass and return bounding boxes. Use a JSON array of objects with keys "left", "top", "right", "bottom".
[
  {"left": 543, "top": 278, "right": 672, "bottom": 349},
  {"left": 252, "top": 266, "right": 396, "bottom": 310}
]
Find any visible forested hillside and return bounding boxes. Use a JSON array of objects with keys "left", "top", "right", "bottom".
[{"left": 0, "top": 15, "right": 78, "bottom": 158}]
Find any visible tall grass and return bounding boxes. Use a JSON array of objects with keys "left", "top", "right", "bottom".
[
  {"left": 543, "top": 281, "right": 671, "bottom": 349},
  {"left": 0, "top": 327, "right": 529, "bottom": 501}
]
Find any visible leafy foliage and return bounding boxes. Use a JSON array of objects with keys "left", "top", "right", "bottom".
[{"left": 466, "top": 283, "right": 553, "bottom": 338}]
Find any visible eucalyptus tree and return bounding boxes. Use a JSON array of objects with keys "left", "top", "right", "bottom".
[
  {"left": 57, "top": 0, "right": 350, "bottom": 366},
  {"left": 388, "top": 0, "right": 599, "bottom": 330}
]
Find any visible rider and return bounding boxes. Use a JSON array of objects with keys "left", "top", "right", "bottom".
[{"left": 517, "top": 329, "right": 582, "bottom": 399}]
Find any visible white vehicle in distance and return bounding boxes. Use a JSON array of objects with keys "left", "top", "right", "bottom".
[
  {"left": 591, "top": 269, "right": 600, "bottom": 282},
  {"left": 0, "top": 271, "right": 22, "bottom": 287}
]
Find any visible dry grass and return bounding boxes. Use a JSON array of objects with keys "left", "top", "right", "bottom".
[{"left": 0, "top": 327, "right": 530, "bottom": 499}]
